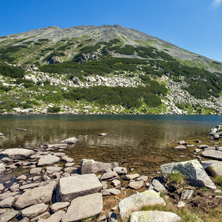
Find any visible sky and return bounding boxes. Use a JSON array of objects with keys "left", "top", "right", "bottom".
[{"left": 0, "top": 0, "right": 221, "bottom": 61}]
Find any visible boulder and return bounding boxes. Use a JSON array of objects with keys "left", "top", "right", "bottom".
[
  {"left": 56, "top": 174, "right": 102, "bottom": 202},
  {"left": 130, "top": 211, "right": 181, "bottom": 222},
  {"left": 61, "top": 137, "right": 78, "bottom": 144},
  {"left": 80, "top": 159, "right": 118, "bottom": 174},
  {"left": 118, "top": 190, "right": 166, "bottom": 221},
  {"left": 22, "top": 203, "right": 48, "bottom": 219},
  {"left": 62, "top": 193, "right": 103, "bottom": 222},
  {"left": 201, "top": 150, "right": 222, "bottom": 160},
  {"left": 161, "top": 159, "right": 216, "bottom": 189},
  {"left": 0, "top": 209, "right": 19, "bottom": 222},
  {"left": 0, "top": 148, "right": 34, "bottom": 160},
  {"left": 38, "top": 155, "right": 60, "bottom": 166},
  {"left": 0, "top": 163, "right": 6, "bottom": 174},
  {"left": 206, "top": 162, "right": 222, "bottom": 177},
  {"left": 14, "top": 181, "right": 56, "bottom": 209}
]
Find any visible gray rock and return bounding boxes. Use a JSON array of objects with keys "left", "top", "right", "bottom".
[
  {"left": 39, "top": 211, "right": 65, "bottom": 222},
  {"left": 201, "top": 150, "right": 222, "bottom": 160},
  {"left": 178, "top": 140, "right": 187, "bottom": 145},
  {"left": 113, "top": 167, "right": 128, "bottom": 175},
  {"left": 118, "top": 190, "right": 166, "bottom": 221},
  {"left": 198, "top": 145, "right": 209, "bottom": 149},
  {"left": 161, "top": 159, "right": 216, "bottom": 189},
  {"left": 0, "top": 163, "right": 5, "bottom": 174},
  {"left": 0, "top": 196, "right": 16, "bottom": 208},
  {"left": 152, "top": 179, "right": 167, "bottom": 192},
  {"left": 20, "top": 182, "right": 40, "bottom": 190},
  {"left": 14, "top": 181, "right": 56, "bottom": 209},
  {"left": 17, "top": 175, "right": 27, "bottom": 181},
  {"left": 0, "top": 191, "right": 19, "bottom": 201},
  {"left": 46, "top": 166, "right": 62, "bottom": 174},
  {"left": 180, "top": 190, "right": 193, "bottom": 200},
  {"left": 61, "top": 137, "right": 78, "bottom": 144},
  {"left": 10, "top": 183, "right": 20, "bottom": 192},
  {"left": 130, "top": 211, "right": 181, "bottom": 222},
  {"left": 98, "top": 133, "right": 107, "bottom": 136},
  {"left": 102, "top": 188, "right": 121, "bottom": 196},
  {"left": 175, "top": 145, "right": 186, "bottom": 149},
  {"left": 0, "top": 184, "right": 4, "bottom": 191},
  {"left": 80, "top": 159, "right": 118, "bottom": 174},
  {"left": 128, "top": 181, "right": 144, "bottom": 190},
  {"left": 62, "top": 193, "right": 103, "bottom": 222},
  {"left": 177, "top": 201, "right": 186, "bottom": 208},
  {"left": 111, "top": 179, "right": 121, "bottom": 187},
  {"left": 56, "top": 174, "right": 102, "bottom": 202},
  {"left": 124, "top": 174, "right": 140, "bottom": 180},
  {"left": 38, "top": 155, "right": 60, "bottom": 166},
  {"left": 22, "top": 203, "right": 48, "bottom": 219},
  {"left": 0, "top": 209, "right": 19, "bottom": 222},
  {"left": 50, "top": 202, "right": 70, "bottom": 213},
  {"left": 0, "top": 148, "right": 34, "bottom": 160},
  {"left": 206, "top": 162, "right": 222, "bottom": 177},
  {"left": 30, "top": 168, "right": 42, "bottom": 175},
  {"left": 101, "top": 169, "right": 119, "bottom": 180},
  {"left": 135, "top": 175, "right": 148, "bottom": 182},
  {"left": 30, "top": 212, "right": 50, "bottom": 222},
  {"left": 201, "top": 160, "right": 221, "bottom": 169},
  {"left": 62, "top": 156, "right": 74, "bottom": 163}
]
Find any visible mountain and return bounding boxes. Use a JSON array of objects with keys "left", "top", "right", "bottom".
[{"left": 0, "top": 25, "right": 222, "bottom": 115}]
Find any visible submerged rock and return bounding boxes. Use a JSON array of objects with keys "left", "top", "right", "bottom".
[
  {"left": 161, "top": 159, "right": 216, "bottom": 189},
  {"left": 118, "top": 190, "right": 166, "bottom": 221}
]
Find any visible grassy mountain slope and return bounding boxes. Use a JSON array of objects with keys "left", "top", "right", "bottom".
[{"left": 0, "top": 25, "right": 222, "bottom": 114}]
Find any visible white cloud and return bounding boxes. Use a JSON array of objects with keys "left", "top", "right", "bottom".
[{"left": 212, "top": 0, "right": 222, "bottom": 9}]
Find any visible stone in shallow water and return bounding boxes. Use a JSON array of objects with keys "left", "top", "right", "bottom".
[
  {"left": 0, "top": 148, "right": 34, "bottom": 160},
  {"left": 118, "top": 190, "right": 166, "bottom": 221},
  {"left": 201, "top": 150, "right": 222, "bottom": 160},
  {"left": 62, "top": 193, "right": 103, "bottom": 222},
  {"left": 61, "top": 137, "right": 78, "bottom": 144},
  {"left": 130, "top": 211, "right": 181, "bottom": 222},
  {"left": 56, "top": 174, "right": 102, "bottom": 202},
  {"left": 161, "top": 159, "right": 216, "bottom": 189}
]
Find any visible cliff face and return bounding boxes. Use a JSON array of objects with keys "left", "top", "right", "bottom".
[{"left": 0, "top": 25, "right": 222, "bottom": 114}]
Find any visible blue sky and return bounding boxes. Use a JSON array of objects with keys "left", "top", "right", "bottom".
[{"left": 0, "top": 0, "right": 221, "bottom": 61}]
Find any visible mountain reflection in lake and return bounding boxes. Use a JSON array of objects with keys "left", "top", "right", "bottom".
[{"left": 0, "top": 115, "right": 222, "bottom": 174}]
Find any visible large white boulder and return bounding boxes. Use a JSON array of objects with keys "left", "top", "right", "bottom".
[
  {"left": 161, "top": 159, "right": 216, "bottom": 189},
  {"left": 62, "top": 193, "right": 103, "bottom": 222},
  {"left": 0, "top": 148, "right": 34, "bottom": 160},
  {"left": 118, "top": 190, "right": 166, "bottom": 221},
  {"left": 56, "top": 174, "right": 102, "bottom": 202},
  {"left": 130, "top": 211, "right": 181, "bottom": 222}
]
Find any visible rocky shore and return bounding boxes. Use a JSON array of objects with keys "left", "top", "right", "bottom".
[{"left": 1, "top": 127, "right": 222, "bottom": 221}]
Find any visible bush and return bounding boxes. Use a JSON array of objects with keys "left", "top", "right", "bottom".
[
  {"left": 0, "top": 63, "right": 25, "bottom": 78},
  {"left": 47, "top": 106, "right": 61, "bottom": 113}
]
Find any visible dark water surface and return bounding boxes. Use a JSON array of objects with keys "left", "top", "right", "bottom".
[{"left": 0, "top": 115, "right": 222, "bottom": 174}]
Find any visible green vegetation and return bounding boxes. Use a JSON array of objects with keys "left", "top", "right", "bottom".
[
  {"left": 213, "top": 176, "right": 222, "bottom": 186},
  {"left": 47, "top": 106, "right": 61, "bottom": 113},
  {"left": 0, "top": 63, "right": 25, "bottom": 78},
  {"left": 167, "top": 172, "right": 186, "bottom": 184}
]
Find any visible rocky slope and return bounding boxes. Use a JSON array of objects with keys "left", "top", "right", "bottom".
[{"left": 0, "top": 25, "right": 222, "bottom": 114}]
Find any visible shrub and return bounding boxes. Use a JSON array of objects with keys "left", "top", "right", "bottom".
[{"left": 47, "top": 106, "right": 61, "bottom": 113}]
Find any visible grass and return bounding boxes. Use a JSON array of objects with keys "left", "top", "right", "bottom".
[{"left": 167, "top": 172, "right": 186, "bottom": 185}]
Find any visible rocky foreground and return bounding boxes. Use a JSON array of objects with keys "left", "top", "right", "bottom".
[{"left": 1, "top": 127, "right": 222, "bottom": 221}]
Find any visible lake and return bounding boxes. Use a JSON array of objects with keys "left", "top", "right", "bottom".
[{"left": 0, "top": 114, "right": 221, "bottom": 175}]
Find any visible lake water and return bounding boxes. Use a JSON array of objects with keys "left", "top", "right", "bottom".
[{"left": 0, "top": 114, "right": 222, "bottom": 175}]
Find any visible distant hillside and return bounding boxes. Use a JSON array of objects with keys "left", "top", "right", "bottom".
[{"left": 0, "top": 25, "right": 222, "bottom": 115}]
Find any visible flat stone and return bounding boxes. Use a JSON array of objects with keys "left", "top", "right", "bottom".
[
  {"left": 48, "top": 144, "right": 67, "bottom": 149},
  {"left": 30, "top": 168, "right": 42, "bottom": 175},
  {"left": 40, "top": 210, "right": 65, "bottom": 222},
  {"left": 152, "top": 179, "right": 167, "bottom": 192},
  {"left": 161, "top": 159, "right": 216, "bottom": 189},
  {"left": 101, "top": 170, "right": 119, "bottom": 180},
  {"left": 128, "top": 180, "right": 144, "bottom": 190},
  {"left": 0, "top": 191, "right": 19, "bottom": 201},
  {"left": 98, "top": 133, "right": 107, "bottom": 136},
  {"left": 201, "top": 160, "right": 221, "bottom": 169},
  {"left": 180, "top": 190, "right": 193, "bottom": 200},
  {"left": 124, "top": 174, "right": 140, "bottom": 180},
  {"left": 135, "top": 175, "right": 148, "bottom": 182},
  {"left": 22, "top": 203, "right": 48, "bottom": 219},
  {"left": 0, "top": 163, "right": 6, "bottom": 174},
  {"left": 20, "top": 182, "right": 40, "bottom": 190},
  {"left": 198, "top": 145, "right": 209, "bottom": 149},
  {"left": 177, "top": 201, "right": 186, "bottom": 208},
  {"left": 10, "top": 184, "right": 20, "bottom": 192},
  {"left": 80, "top": 159, "right": 118, "bottom": 174},
  {"left": 119, "top": 190, "right": 166, "bottom": 221},
  {"left": 0, "top": 196, "right": 16, "bottom": 208},
  {"left": 61, "top": 137, "right": 78, "bottom": 144},
  {"left": 113, "top": 167, "right": 128, "bottom": 175},
  {"left": 0, "top": 209, "right": 19, "bottom": 222},
  {"left": 56, "top": 174, "right": 102, "bottom": 202},
  {"left": 14, "top": 181, "right": 56, "bottom": 209},
  {"left": 30, "top": 212, "right": 50, "bottom": 222},
  {"left": 0, "top": 148, "right": 34, "bottom": 160},
  {"left": 102, "top": 188, "right": 121, "bottom": 196},
  {"left": 130, "top": 211, "right": 181, "bottom": 222},
  {"left": 38, "top": 155, "right": 60, "bottom": 166},
  {"left": 111, "top": 179, "right": 121, "bottom": 187},
  {"left": 50, "top": 202, "right": 70, "bottom": 213},
  {"left": 46, "top": 166, "right": 62, "bottom": 174},
  {"left": 201, "top": 150, "right": 222, "bottom": 160},
  {"left": 178, "top": 140, "right": 187, "bottom": 145},
  {"left": 65, "top": 163, "right": 74, "bottom": 167},
  {"left": 206, "top": 162, "right": 222, "bottom": 177},
  {"left": 175, "top": 145, "right": 186, "bottom": 149},
  {"left": 17, "top": 175, "right": 27, "bottom": 180},
  {"left": 62, "top": 156, "right": 74, "bottom": 163},
  {"left": 62, "top": 193, "right": 103, "bottom": 222}
]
